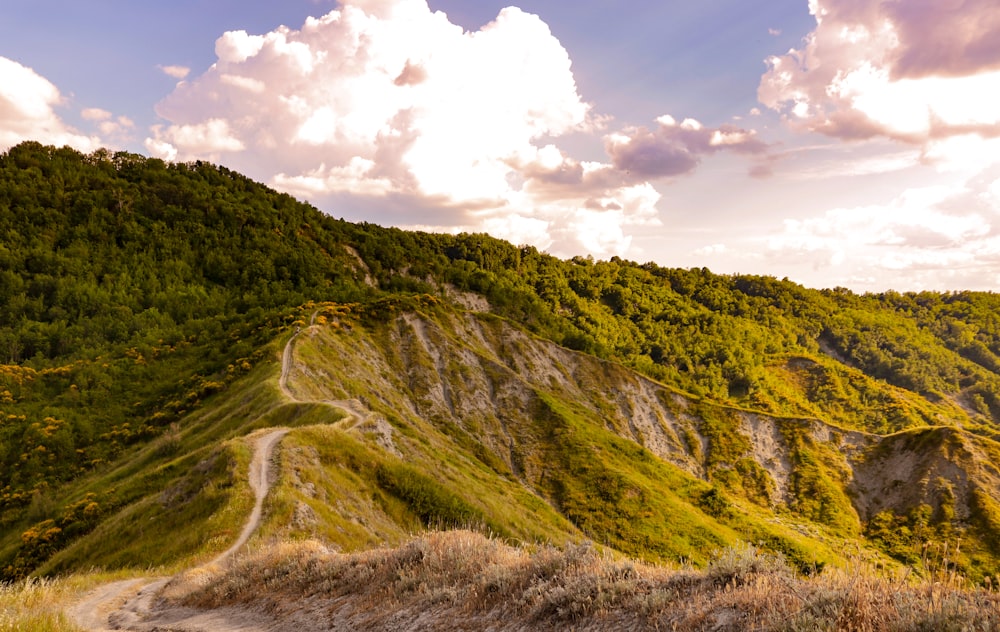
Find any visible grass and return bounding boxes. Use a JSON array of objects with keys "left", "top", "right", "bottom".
[
  {"left": 167, "top": 529, "right": 1000, "bottom": 631},
  {"left": 34, "top": 434, "right": 254, "bottom": 575},
  {"left": 10, "top": 300, "right": 1000, "bottom": 625},
  {"left": 263, "top": 307, "right": 862, "bottom": 572},
  {"left": 250, "top": 304, "right": 1000, "bottom": 578},
  {"left": 0, "top": 577, "right": 77, "bottom": 631},
  {"left": 260, "top": 423, "right": 580, "bottom": 552},
  {"left": 6, "top": 302, "right": 1000, "bottom": 628},
  {"left": 0, "top": 570, "right": 138, "bottom": 632},
  {"left": 2, "top": 335, "right": 352, "bottom": 578},
  {"left": 0, "top": 346, "right": 290, "bottom": 577}
]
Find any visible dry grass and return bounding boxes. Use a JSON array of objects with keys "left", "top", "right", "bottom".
[
  {"left": 1, "top": 570, "right": 146, "bottom": 631},
  {"left": 163, "top": 530, "right": 1000, "bottom": 631},
  {"left": 0, "top": 577, "right": 79, "bottom": 631}
]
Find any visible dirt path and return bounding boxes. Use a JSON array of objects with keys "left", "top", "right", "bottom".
[
  {"left": 278, "top": 314, "right": 371, "bottom": 429},
  {"left": 216, "top": 429, "right": 288, "bottom": 564},
  {"left": 280, "top": 316, "right": 400, "bottom": 457},
  {"left": 278, "top": 325, "right": 300, "bottom": 400},
  {"left": 67, "top": 427, "right": 288, "bottom": 631},
  {"left": 66, "top": 329, "right": 301, "bottom": 631},
  {"left": 66, "top": 578, "right": 147, "bottom": 632}
]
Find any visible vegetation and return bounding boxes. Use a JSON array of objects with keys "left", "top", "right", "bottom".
[
  {"left": 171, "top": 529, "right": 1000, "bottom": 631},
  {"left": 4, "top": 141, "right": 1000, "bottom": 591},
  {"left": 0, "top": 577, "right": 76, "bottom": 631}
]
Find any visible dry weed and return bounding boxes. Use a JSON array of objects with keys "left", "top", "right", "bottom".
[{"left": 165, "top": 531, "right": 1000, "bottom": 631}]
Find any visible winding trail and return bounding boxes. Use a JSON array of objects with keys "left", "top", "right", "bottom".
[
  {"left": 280, "top": 313, "right": 375, "bottom": 433},
  {"left": 66, "top": 329, "right": 302, "bottom": 631},
  {"left": 277, "top": 324, "right": 299, "bottom": 399},
  {"left": 217, "top": 429, "right": 288, "bottom": 563}
]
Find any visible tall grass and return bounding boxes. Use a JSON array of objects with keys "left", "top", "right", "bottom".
[
  {"left": 169, "top": 530, "right": 1000, "bottom": 631},
  {"left": 0, "top": 577, "right": 79, "bottom": 632}
]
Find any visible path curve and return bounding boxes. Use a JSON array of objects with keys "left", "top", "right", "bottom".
[
  {"left": 67, "top": 427, "right": 288, "bottom": 631},
  {"left": 65, "top": 327, "right": 304, "bottom": 630},
  {"left": 279, "top": 317, "right": 398, "bottom": 457},
  {"left": 66, "top": 578, "right": 146, "bottom": 632},
  {"left": 279, "top": 313, "right": 369, "bottom": 427}
]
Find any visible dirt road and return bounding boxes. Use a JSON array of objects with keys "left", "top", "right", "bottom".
[
  {"left": 66, "top": 328, "right": 302, "bottom": 631},
  {"left": 66, "top": 427, "right": 288, "bottom": 631},
  {"left": 217, "top": 429, "right": 288, "bottom": 564},
  {"left": 278, "top": 326, "right": 299, "bottom": 399}
]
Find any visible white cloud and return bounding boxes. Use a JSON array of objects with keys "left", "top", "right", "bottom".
[
  {"left": 759, "top": 0, "right": 1000, "bottom": 147},
  {"left": 145, "top": 119, "right": 244, "bottom": 160},
  {"left": 273, "top": 157, "right": 394, "bottom": 196},
  {"left": 220, "top": 74, "right": 266, "bottom": 93},
  {"left": 481, "top": 214, "right": 553, "bottom": 250},
  {"left": 82, "top": 108, "right": 135, "bottom": 139},
  {"left": 783, "top": 146, "right": 921, "bottom": 180},
  {"left": 158, "top": 64, "right": 191, "bottom": 79},
  {"left": 604, "top": 114, "right": 769, "bottom": 179},
  {"left": 921, "top": 135, "right": 1000, "bottom": 175},
  {"left": 145, "top": 0, "right": 687, "bottom": 260},
  {"left": 215, "top": 30, "right": 267, "bottom": 65},
  {"left": 983, "top": 178, "right": 1000, "bottom": 208},
  {"left": 756, "top": 0, "right": 1000, "bottom": 288},
  {"left": 694, "top": 243, "right": 728, "bottom": 256},
  {"left": 562, "top": 208, "right": 631, "bottom": 255},
  {"left": 765, "top": 172, "right": 1000, "bottom": 290},
  {"left": 0, "top": 56, "right": 101, "bottom": 151},
  {"left": 81, "top": 108, "right": 112, "bottom": 121}
]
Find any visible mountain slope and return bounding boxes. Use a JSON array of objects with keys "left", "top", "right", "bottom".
[
  {"left": 4, "top": 142, "right": 1000, "bottom": 583},
  {"left": 267, "top": 301, "right": 1000, "bottom": 576}
]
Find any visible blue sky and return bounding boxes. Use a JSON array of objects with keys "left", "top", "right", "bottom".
[
  {"left": 3, "top": 0, "right": 1000, "bottom": 291},
  {"left": 428, "top": 1, "right": 814, "bottom": 123}
]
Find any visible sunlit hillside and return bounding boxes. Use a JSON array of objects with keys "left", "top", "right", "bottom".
[{"left": 4, "top": 141, "right": 1000, "bottom": 598}]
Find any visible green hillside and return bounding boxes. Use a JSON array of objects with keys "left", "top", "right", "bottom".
[{"left": 5, "top": 141, "right": 1000, "bottom": 583}]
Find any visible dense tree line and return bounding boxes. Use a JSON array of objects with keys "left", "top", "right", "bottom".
[
  {"left": 0, "top": 142, "right": 370, "bottom": 518},
  {"left": 351, "top": 228, "right": 1000, "bottom": 433}
]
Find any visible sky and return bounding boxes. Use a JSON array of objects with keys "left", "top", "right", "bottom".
[{"left": 3, "top": 1, "right": 1000, "bottom": 292}]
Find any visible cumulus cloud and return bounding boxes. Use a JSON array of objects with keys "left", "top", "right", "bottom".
[
  {"left": 81, "top": 107, "right": 135, "bottom": 139},
  {"left": 393, "top": 180, "right": 663, "bottom": 259},
  {"left": 754, "top": 0, "right": 1000, "bottom": 289},
  {"left": 147, "top": 2, "right": 590, "bottom": 185},
  {"left": 148, "top": 0, "right": 777, "bottom": 258},
  {"left": 147, "top": 119, "right": 244, "bottom": 161},
  {"left": 81, "top": 107, "right": 111, "bottom": 121},
  {"left": 0, "top": 56, "right": 102, "bottom": 151},
  {"left": 766, "top": 167, "right": 1000, "bottom": 289},
  {"left": 759, "top": 0, "right": 1000, "bottom": 146},
  {"left": 883, "top": 0, "right": 1000, "bottom": 80}
]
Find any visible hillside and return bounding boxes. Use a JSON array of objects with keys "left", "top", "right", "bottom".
[{"left": 5, "top": 141, "right": 1000, "bottom": 591}]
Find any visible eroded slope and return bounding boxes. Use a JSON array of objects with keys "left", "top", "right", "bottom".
[{"left": 270, "top": 301, "right": 1000, "bottom": 577}]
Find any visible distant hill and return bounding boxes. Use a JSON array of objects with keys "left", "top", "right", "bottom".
[{"left": 4, "top": 141, "right": 1000, "bottom": 583}]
